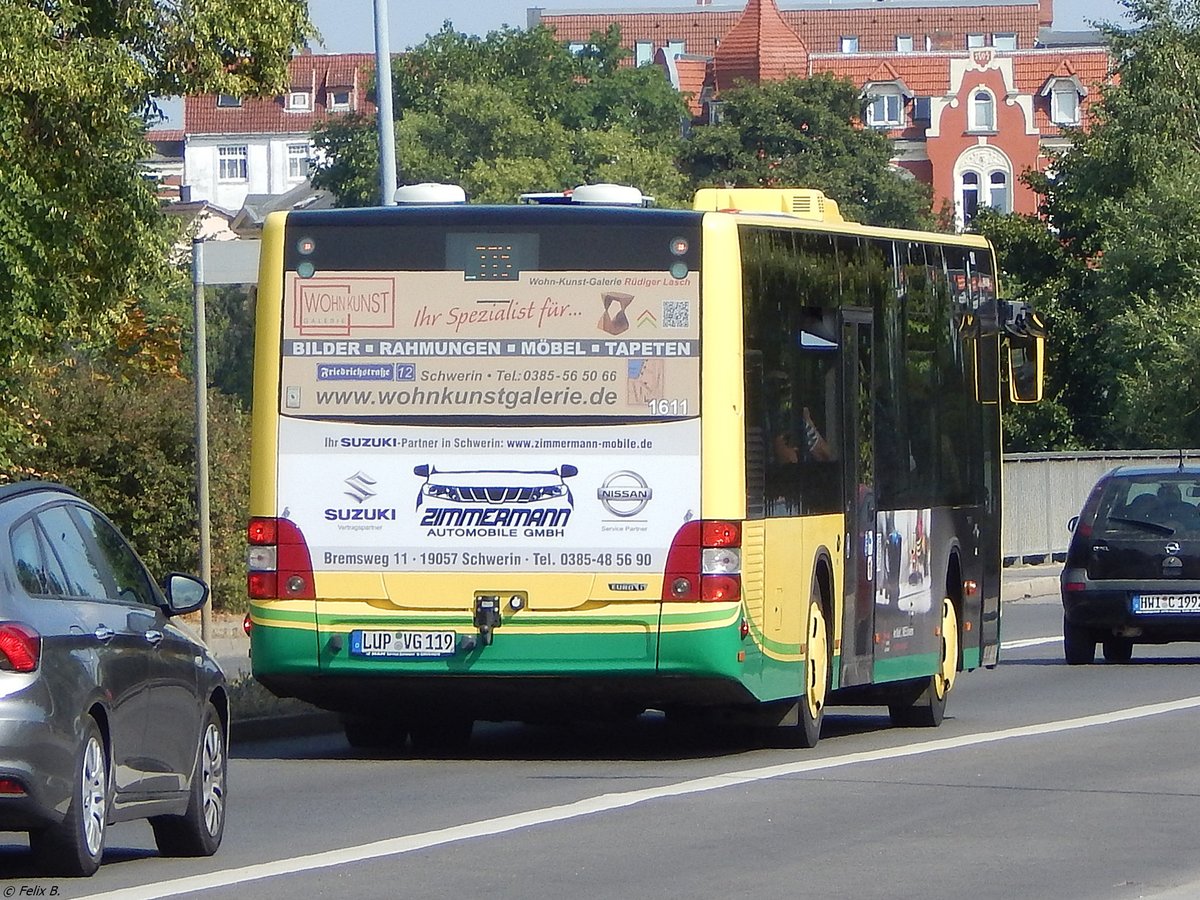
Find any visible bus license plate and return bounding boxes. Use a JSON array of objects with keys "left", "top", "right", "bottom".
[
  {"left": 349, "top": 630, "right": 456, "bottom": 657},
  {"left": 1132, "top": 594, "right": 1200, "bottom": 614}
]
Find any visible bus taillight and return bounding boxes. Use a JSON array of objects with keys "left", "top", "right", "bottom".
[
  {"left": 662, "top": 520, "right": 742, "bottom": 602},
  {"left": 247, "top": 517, "right": 315, "bottom": 600}
]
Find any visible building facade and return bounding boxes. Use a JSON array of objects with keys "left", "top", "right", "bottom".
[
  {"left": 533, "top": 0, "right": 1110, "bottom": 227},
  {"left": 177, "top": 52, "right": 375, "bottom": 214}
]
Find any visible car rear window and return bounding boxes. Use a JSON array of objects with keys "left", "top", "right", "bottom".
[{"left": 1096, "top": 477, "right": 1200, "bottom": 534}]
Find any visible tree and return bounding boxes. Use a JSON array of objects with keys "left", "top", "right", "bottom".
[
  {"left": 312, "top": 24, "right": 690, "bottom": 206},
  {"left": 0, "top": 0, "right": 315, "bottom": 470},
  {"left": 680, "top": 74, "right": 935, "bottom": 229},
  {"left": 975, "top": 0, "right": 1200, "bottom": 451}
]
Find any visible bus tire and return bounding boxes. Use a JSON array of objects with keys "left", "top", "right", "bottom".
[
  {"left": 409, "top": 714, "right": 473, "bottom": 756},
  {"left": 889, "top": 597, "right": 958, "bottom": 728},
  {"left": 342, "top": 715, "right": 409, "bottom": 750},
  {"left": 789, "top": 588, "right": 830, "bottom": 749}
]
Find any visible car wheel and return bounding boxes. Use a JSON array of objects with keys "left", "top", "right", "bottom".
[
  {"left": 1102, "top": 636, "right": 1134, "bottom": 663},
  {"left": 151, "top": 702, "right": 226, "bottom": 857},
  {"left": 1063, "top": 615, "right": 1097, "bottom": 665},
  {"left": 29, "top": 717, "right": 107, "bottom": 876},
  {"left": 890, "top": 597, "right": 958, "bottom": 728}
]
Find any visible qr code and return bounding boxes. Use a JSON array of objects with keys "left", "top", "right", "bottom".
[{"left": 662, "top": 300, "right": 690, "bottom": 329}]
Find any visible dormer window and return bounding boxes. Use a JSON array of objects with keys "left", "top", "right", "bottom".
[
  {"left": 327, "top": 88, "right": 352, "bottom": 111},
  {"left": 866, "top": 88, "right": 905, "bottom": 127},
  {"left": 216, "top": 94, "right": 242, "bottom": 108},
  {"left": 1043, "top": 76, "right": 1085, "bottom": 125},
  {"left": 287, "top": 91, "right": 311, "bottom": 111},
  {"left": 896, "top": 35, "right": 913, "bottom": 53},
  {"left": 840, "top": 35, "right": 859, "bottom": 53},
  {"left": 969, "top": 89, "right": 996, "bottom": 132},
  {"left": 993, "top": 33, "right": 1017, "bottom": 50}
]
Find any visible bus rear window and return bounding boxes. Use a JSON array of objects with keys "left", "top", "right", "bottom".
[{"left": 278, "top": 217, "right": 701, "bottom": 423}]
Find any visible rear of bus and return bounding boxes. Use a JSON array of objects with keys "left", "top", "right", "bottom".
[{"left": 247, "top": 202, "right": 755, "bottom": 730}]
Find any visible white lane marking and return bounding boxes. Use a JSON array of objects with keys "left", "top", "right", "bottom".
[
  {"left": 80, "top": 694, "right": 1200, "bottom": 900},
  {"left": 1003, "top": 636, "right": 1061, "bottom": 649}
]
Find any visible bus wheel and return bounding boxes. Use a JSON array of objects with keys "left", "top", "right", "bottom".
[
  {"left": 409, "top": 714, "right": 474, "bottom": 756},
  {"left": 341, "top": 715, "right": 409, "bottom": 750},
  {"left": 792, "top": 590, "right": 830, "bottom": 749},
  {"left": 889, "top": 597, "right": 958, "bottom": 728}
]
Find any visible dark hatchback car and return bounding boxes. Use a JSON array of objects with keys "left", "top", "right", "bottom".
[
  {"left": 1061, "top": 464, "right": 1200, "bottom": 664},
  {"left": 0, "top": 482, "right": 227, "bottom": 875}
]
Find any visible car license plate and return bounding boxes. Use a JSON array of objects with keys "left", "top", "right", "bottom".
[
  {"left": 349, "top": 630, "right": 456, "bottom": 657},
  {"left": 1132, "top": 594, "right": 1200, "bottom": 614}
]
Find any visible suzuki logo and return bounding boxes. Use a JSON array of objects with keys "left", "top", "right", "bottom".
[{"left": 343, "top": 471, "right": 378, "bottom": 503}]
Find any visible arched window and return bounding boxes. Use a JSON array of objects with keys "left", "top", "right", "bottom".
[
  {"left": 961, "top": 171, "right": 980, "bottom": 226},
  {"left": 970, "top": 90, "right": 995, "bottom": 131},
  {"left": 989, "top": 171, "right": 1009, "bottom": 213}
]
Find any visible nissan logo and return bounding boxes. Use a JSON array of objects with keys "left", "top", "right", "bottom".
[{"left": 597, "top": 470, "right": 653, "bottom": 517}]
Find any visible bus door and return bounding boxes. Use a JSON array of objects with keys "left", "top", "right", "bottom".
[{"left": 839, "top": 309, "right": 875, "bottom": 688}]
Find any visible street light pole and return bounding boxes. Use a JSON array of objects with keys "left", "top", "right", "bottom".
[
  {"left": 191, "top": 238, "right": 213, "bottom": 643},
  {"left": 373, "top": 0, "right": 397, "bottom": 206}
]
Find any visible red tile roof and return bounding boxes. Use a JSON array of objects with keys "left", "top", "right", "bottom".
[
  {"left": 539, "top": 2, "right": 1046, "bottom": 56},
  {"left": 714, "top": 0, "right": 810, "bottom": 89},
  {"left": 185, "top": 53, "right": 376, "bottom": 135}
]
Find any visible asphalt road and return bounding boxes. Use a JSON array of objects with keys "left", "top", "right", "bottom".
[{"left": 7, "top": 573, "right": 1200, "bottom": 900}]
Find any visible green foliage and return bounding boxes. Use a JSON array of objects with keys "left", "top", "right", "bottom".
[
  {"left": 978, "top": 0, "right": 1200, "bottom": 452},
  {"left": 313, "top": 24, "right": 690, "bottom": 206},
  {"left": 17, "top": 362, "right": 250, "bottom": 613},
  {"left": 679, "top": 75, "right": 935, "bottom": 228}
]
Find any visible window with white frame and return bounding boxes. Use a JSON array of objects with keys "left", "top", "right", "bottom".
[
  {"left": 992, "top": 32, "right": 1017, "bottom": 50},
  {"left": 961, "top": 171, "right": 980, "bottom": 226},
  {"left": 216, "top": 94, "right": 242, "bottom": 108},
  {"left": 666, "top": 40, "right": 685, "bottom": 57},
  {"left": 969, "top": 89, "right": 995, "bottom": 131},
  {"left": 327, "top": 88, "right": 352, "bottom": 111},
  {"left": 896, "top": 34, "right": 913, "bottom": 52},
  {"left": 866, "top": 89, "right": 904, "bottom": 127},
  {"left": 287, "top": 91, "right": 311, "bottom": 111},
  {"left": 989, "top": 171, "right": 1009, "bottom": 212},
  {"left": 840, "top": 35, "right": 859, "bottom": 53},
  {"left": 635, "top": 41, "right": 654, "bottom": 66},
  {"left": 218, "top": 145, "right": 248, "bottom": 181},
  {"left": 1050, "top": 82, "right": 1080, "bottom": 124},
  {"left": 967, "top": 33, "right": 987, "bottom": 48},
  {"left": 287, "top": 143, "right": 311, "bottom": 180}
]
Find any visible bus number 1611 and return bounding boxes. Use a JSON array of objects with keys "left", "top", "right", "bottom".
[{"left": 647, "top": 399, "right": 688, "bottom": 416}]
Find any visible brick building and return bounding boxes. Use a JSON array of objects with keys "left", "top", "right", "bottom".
[{"left": 532, "top": 0, "right": 1111, "bottom": 226}]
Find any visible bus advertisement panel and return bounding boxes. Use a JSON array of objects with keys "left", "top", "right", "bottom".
[{"left": 273, "top": 266, "right": 701, "bottom": 580}]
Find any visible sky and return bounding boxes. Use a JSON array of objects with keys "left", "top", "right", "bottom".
[{"left": 304, "top": 0, "right": 1132, "bottom": 53}]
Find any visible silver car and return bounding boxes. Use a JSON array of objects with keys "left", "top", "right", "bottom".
[{"left": 0, "top": 482, "right": 227, "bottom": 875}]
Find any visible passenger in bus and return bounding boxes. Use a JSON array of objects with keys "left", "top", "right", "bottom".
[{"left": 771, "top": 407, "right": 832, "bottom": 463}]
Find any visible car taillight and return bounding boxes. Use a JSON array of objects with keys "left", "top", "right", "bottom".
[
  {"left": 0, "top": 778, "right": 27, "bottom": 795},
  {"left": 0, "top": 622, "right": 40, "bottom": 673},
  {"left": 662, "top": 520, "right": 742, "bottom": 602},
  {"left": 247, "top": 517, "right": 315, "bottom": 600}
]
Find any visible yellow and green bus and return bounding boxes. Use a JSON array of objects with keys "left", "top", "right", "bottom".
[{"left": 247, "top": 184, "right": 1043, "bottom": 750}]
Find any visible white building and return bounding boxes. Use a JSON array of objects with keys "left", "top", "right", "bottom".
[{"left": 180, "top": 52, "right": 375, "bottom": 213}]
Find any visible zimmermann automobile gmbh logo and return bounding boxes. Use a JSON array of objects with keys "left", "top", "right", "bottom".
[{"left": 597, "top": 470, "right": 653, "bottom": 517}]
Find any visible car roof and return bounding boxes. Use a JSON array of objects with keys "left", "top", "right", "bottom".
[
  {"left": 1107, "top": 464, "right": 1200, "bottom": 479},
  {"left": 0, "top": 480, "right": 81, "bottom": 503}
]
